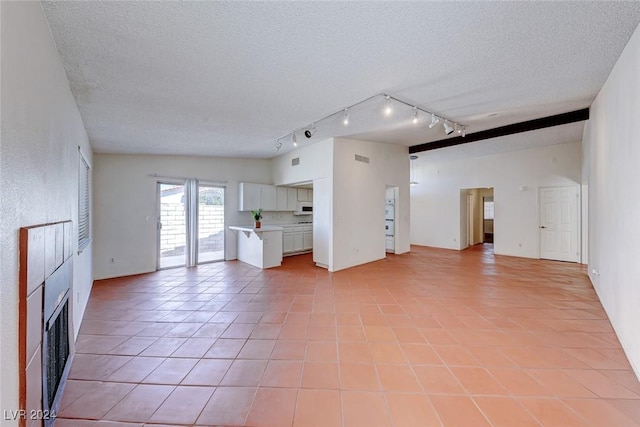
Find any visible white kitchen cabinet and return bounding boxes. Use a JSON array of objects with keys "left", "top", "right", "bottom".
[
  {"left": 293, "top": 232, "right": 304, "bottom": 252},
  {"left": 261, "top": 185, "right": 277, "bottom": 211},
  {"left": 297, "top": 188, "right": 309, "bottom": 202},
  {"left": 239, "top": 183, "right": 278, "bottom": 211},
  {"left": 283, "top": 232, "right": 294, "bottom": 253},
  {"left": 287, "top": 188, "right": 298, "bottom": 210},
  {"left": 238, "top": 183, "right": 261, "bottom": 211},
  {"left": 277, "top": 187, "right": 288, "bottom": 211},
  {"left": 303, "top": 230, "right": 313, "bottom": 250}
]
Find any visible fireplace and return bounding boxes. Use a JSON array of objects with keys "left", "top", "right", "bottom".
[{"left": 19, "top": 221, "right": 74, "bottom": 427}]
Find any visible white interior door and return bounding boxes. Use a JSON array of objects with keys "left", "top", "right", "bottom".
[{"left": 539, "top": 186, "right": 579, "bottom": 262}]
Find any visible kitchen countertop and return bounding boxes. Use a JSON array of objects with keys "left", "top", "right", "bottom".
[{"left": 229, "top": 225, "right": 284, "bottom": 232}]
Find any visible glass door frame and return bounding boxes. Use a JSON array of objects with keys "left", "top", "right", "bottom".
[
  {"left": 157, "top": 180, "right": 187, "bottom": 270},
  {"left": 195, "top": 182, "right": 226, "bottom": 265},
  {"left": 157, "top": 179, "right": 227, "bottom": 270}
]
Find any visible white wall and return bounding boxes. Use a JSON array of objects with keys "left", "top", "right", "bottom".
[
  {"left": 272, "top": 138, "right": 410, "bottom": 272},
  {"left": 272, "top": 139, "right": 334, "bottom": 269},
  {"left": 0, "top": 2, "right": 93, "bottom": 421},
  {"left": 332, "top": 138, "right": 410, "bottom": 271},
  {"left": 93, "top": 154, "right": 272, "bottom": 279},
  {"left": 583, "top": 23, "right": 640, "bottom": 378},
  {"left": 411, "top": 139, "right": 582, "bottom": 258}
]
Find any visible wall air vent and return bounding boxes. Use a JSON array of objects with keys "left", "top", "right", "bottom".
[
  {"left": 292, "top": 157, "right": 300, "bottom": 166},
  {"left": 354, "top": 154, "right": 370, "bottom": 164}
]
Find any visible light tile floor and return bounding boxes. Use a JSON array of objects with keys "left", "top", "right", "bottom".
[{"left": 55, "top": 245, "right": 640, "bottom": 426}]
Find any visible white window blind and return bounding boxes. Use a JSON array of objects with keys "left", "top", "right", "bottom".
[{"left": 78, "top": 153, "right": 90, "bottom": 250}]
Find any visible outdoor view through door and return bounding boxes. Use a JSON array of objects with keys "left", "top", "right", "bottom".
[{"left": 158, "top": 181, "right": 225, "bottom": 269}]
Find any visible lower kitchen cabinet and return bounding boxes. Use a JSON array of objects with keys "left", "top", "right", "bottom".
[
  {"left": 303, "top": 230, "right": 313, "bottom": 250},
  {"left": 283, "top": 233, "right": 294, "bottom": 253},
  {"left": 282, "top": 225, "right": 313, "bottom": 255},
  {"left": 293, "top": 232, "right": 304, "bottom": 252}
]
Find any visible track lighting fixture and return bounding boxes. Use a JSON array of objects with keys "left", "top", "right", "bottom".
[
  {"left": 462, "top": 127, "right": 466, "bottom": 137},
  {"left": 428, "top": 113, "right": 440, "bottom": 129},
  {"left": 273, "top": 92, "right": 465, "bottom": 150},
  {"left": 443, "top": 120, "right": 454, "bottom": 135},
  {"left": 410, "top": 155, "right": 419, "bottom": 186},
  {"left": 384, "top": 95, "right": 393, "bottom": 116},
  {"left": 304, "top": 124, "right": 317, "bottom": 138}
]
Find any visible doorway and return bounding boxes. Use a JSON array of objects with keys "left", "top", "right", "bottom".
[
  {"left": 539, "top": 186, "right": 579, "bottom": 262},
  {"left": 461, "top": 188, "right": 494, "bottom": 250},
  {"left": 157, "top": 180, "right": 225, "bottom": 269},
  {"left": 483, "top": 196, "right": 494, "bottom": 243},
  {"left": 385, "top": 186, "right": 398, "bottom": 253}
]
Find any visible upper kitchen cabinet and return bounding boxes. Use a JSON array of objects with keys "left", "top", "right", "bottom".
[
  {"left": 239, "top": 183, "right": 277, "bottom": 211},
  {"left": 277, "top": 187, "right": 298, "bottom": 211},
  {"left": 297, "top": 188, "right": 313, "bottom": 202}
]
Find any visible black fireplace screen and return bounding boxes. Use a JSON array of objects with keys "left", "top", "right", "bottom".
[{"left": 44, "top": 298, "right": 69, "bottom": 409}]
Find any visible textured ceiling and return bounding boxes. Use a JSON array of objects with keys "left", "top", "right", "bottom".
[{"left": 42, "top": 1, "right": 640, "bottom": 158}]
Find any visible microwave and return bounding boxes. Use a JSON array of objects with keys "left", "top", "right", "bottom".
[{"left": 294, "top": 201, "right": 313, "bottom": 215}]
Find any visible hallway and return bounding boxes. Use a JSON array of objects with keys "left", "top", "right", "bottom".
[{"left": 56, "top": 246, "right": 640, "bottom": 426}]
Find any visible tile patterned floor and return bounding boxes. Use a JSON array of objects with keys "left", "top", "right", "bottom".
[{"left": 55, "top": 245, "right": 640, "bottom": 426}]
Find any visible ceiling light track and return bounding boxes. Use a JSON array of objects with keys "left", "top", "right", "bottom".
[{"left": 274, "top": 92, "right": 465, "bottom": 151}]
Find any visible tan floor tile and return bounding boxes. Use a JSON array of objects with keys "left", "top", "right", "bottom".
[
  {"left": 340, "top": 362, "right": 381, "bottom": 391},
  {"left": 147, "top": 385, "right": 215, "bottom": 424},
  {"left": 245, "top": 387, "right": 298, "bottom": 427},
  {"left": 473, "top": 396, "right": 539, "bottom": 427},
  {"left": 104, "top": 384, "right": 174, "bottom": 423},
  {"left": 197, "top": 386, "right": 256, "bottom": 426},
  {"left": 429, "top": 395, "right": 491, "bottom": 427},
  {"left": 301, "top": 361, "right": 340, "bottom": 389},
  {"left": 385, "top": 393, "right": 442, "bottom": 427},
  {"left": 260, "top": 360, "right": 303, "bottom": 388},
  {"left": 293, "top": 389, "right": 341, "bottom": 427},
  {"left": 342, "top": 391, "right": 392, "bottom": 427}
]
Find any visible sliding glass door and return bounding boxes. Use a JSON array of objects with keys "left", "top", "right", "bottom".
[
  {"left": 158, "top": 182, "right": 187, "bottom": 269},
  {"left": 197, "top": 185, "right": 225, "bottom": 263},
  {"left": 157, "top": 180, "right": 225, "bottom": 269}
]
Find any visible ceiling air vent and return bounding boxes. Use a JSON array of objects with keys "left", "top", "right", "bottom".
[
  {"left": 292, "top": 157, "right": 300, "bottom": 166},
  {"left": 354, "top": 154, "right": 370, "bottom": 164}
]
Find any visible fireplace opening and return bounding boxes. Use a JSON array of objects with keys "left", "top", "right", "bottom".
[{"left": 43, "top": 295, "right": 70, "bottom": 411}]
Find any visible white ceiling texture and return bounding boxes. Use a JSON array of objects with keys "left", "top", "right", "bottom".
[{"left": 42, "top": 1, "right": 640, "bottom": 159}]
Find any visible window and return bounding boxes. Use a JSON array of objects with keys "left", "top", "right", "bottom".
[
  {"left": 483, "top": 199, "right": 494, "bottom": 220},
  {"left": 78, "top": 152, "right": 90, "bottom": 251}
]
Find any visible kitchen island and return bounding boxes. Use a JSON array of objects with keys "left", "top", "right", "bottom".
[{"left": 229, "top": 225, "right": 283, "bottom": 269}]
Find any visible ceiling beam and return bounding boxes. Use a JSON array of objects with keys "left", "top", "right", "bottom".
[{"left": 409, "top": 108, "right": 590, "bottom": 154}]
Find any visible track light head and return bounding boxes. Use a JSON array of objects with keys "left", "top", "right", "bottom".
[
  {"left": 443, "top": 121, "right": 454, "bottom": 135},
  {"left": 291, "top": 133, "right": 297, "bottom": 147},
  {"left": 304, "top": 125, "right": 317, "bottom": 139},
  {"left": 343, "top": 108, "right": 349, "bottom": 125},
  {"left": 384, "top": 95, "right": 392, "bottom": 116},
  {"left": 275, "top": 139, "right": 283, "bottom": 151},
  {"left": 428, "top": 113, "right": 440, "bottom": 129},
  {"left": 412, "top": 107, "right": 418, "bottom": 124}
]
